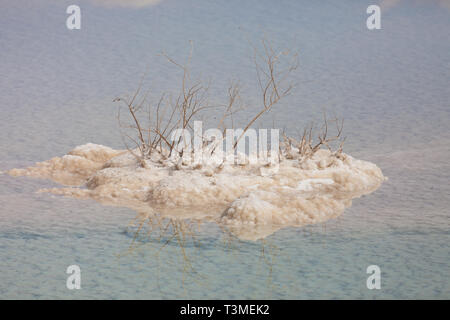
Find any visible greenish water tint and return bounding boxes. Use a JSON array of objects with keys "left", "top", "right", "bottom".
[{"left": 0, "top": 0, "right": 449, "bottom": 298}]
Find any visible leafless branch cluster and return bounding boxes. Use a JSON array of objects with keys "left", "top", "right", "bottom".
[
  {"left": 115, "top": 41, "right": 213, "bottom": 165},
  {"left": 282, "top": 113, "right": 346, "bottom": 160},
  {"left": 233, "top": 39, "right": 298, "bottom": 148},
  {"left": 114, "top": 39, "right": 299, "bottom": 167}
]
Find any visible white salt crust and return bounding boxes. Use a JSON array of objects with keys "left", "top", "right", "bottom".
[{"left": 8, "top": 143, "right": 385, "bottom": 240}]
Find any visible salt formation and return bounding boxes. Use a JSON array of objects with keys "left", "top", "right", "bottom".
[{"left": 7, "top": 142, "right": 384, "bottom": 240}]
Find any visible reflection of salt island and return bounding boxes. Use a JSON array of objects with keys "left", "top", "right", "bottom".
[{"left": 8, "top": 142, "right": 385, "bottom": 240}]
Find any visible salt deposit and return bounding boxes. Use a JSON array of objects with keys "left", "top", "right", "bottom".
[{"left": 7, "top": 143, "right": 385, "bottom": 240}]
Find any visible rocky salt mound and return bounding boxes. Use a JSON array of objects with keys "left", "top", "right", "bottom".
[{"left": 7, "top": 143, "right": 385, "bottom": 240}]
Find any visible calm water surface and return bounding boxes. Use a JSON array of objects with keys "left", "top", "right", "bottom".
[{"left": 0, "top": 0, "right": 449, "bottom": 299}]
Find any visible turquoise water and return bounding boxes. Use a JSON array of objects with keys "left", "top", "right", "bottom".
[{"left": 0, "top": 0, "right": 449, "bottom": 299}]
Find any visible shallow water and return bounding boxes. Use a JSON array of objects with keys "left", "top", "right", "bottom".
[{"left": 0, "top": 0, "right": 449, "bottom": 299}]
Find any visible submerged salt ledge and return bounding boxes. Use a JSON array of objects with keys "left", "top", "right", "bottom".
[{"left": 7, "top": 143, "right": 384, "bottom": 240}]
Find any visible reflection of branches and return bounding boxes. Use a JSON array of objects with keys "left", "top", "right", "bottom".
[
  {"left": 121, "top": 212, "right": 208, "bottom": 292},
  {"left": 120, "top": 212, "right": 292, "bottom": 298},
  {"left": 259, "top": 239, "right": 279, "bottom": 297},
  {"left": 217, "top": 224, "right": 287, "bottom": 298}
]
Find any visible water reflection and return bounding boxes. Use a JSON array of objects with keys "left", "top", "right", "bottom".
[{"left": 120, "top": 210, "right": 288, "bottom": 294}]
